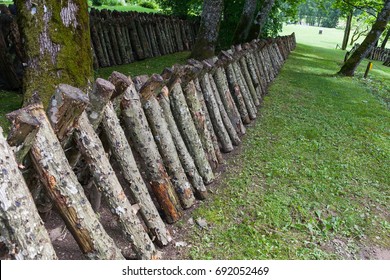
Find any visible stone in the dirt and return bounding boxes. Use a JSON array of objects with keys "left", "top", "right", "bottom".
[
  {"left": 196, "top": 218, "right": 208, "bottom": 229},
  {"left": 187, "top": 218, "right": 194, "bottom": 225},
  {"left": 175, "top": 241, "right": 188, "bottom": 247}
]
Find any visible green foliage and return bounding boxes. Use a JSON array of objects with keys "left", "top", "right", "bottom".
[
  {"left": 297, "top": 0, "right": 341, "bottom": 28},
  {"left": 0, "top": 90, "right": 22, "bottom": 135},
  {"left": 92, "top": 0, "right": 103, "bottom": 6},
  {"left": 155, "top": 0, "right": 202, "bottom": 16},
  {"left": 138, "top": 1, "right": 158, "bottom": 10},
  {"left": 184, "top": 33, "right": 390, "bottom": 259}
]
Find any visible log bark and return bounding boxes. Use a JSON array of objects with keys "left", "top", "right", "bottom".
[
  {"left": 106, "top": 71, "right": 171, "bottom": 246},
  {"left": 6, "top": 110, "right": 40, "bottom": 164},
  {"left": 212, "top": 64, "right": 246, "bottom": 136},
  {"left": 0, "top": 126, "right": 57, "bottom": 260},
  {"left": 169, "top": 80, "right": 215, "bottom": 184},
  {"left": 140, "top": 75, "right": 196, "bottom": 209},
  {"left": 199, "top": 68, "right": 234, "bottom": 153},
  {"left": 120, "top": 77, "right": 182, "bottom": 224},
  {"left": 15, "top": 0, "right": 93, "bottom": 107},
  {"left": 208, "top": 73, "right": 241, "bottom": 146},
  {"left": 237, "top": 51, "right": 260, "bottom": 107},
  {"left": 74, "top": 112, "right": 157, "bottom": 259},
  {"left": 24, "top": 102, "right": 124, "bottom": 259},
  {"left": 190, "top": 0, "right": 224, "bottom": 60},
  {"left": 221, "top": 58, "right": 251, "bottom": 125},
  {"left": 182, "top": 74, "right": 219, "bottom": 170},
  {"left": 48, "top": 84, "right": 157, "bottom": 259},
  {"left": 157, "top": 87, "right": 208, "bottom": 199}
]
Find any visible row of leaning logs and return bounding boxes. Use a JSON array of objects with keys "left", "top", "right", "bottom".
[
  {"left": 90, "top": 9, "right": 198, "bottom": 68},
  {"left": 0, "top": 34, "right": 296, "bottom": 260}
]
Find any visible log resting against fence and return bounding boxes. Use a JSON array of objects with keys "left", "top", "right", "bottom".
[
  {"left": 0, "top": 33, "right": 296, "bottom": 260},
  {"left": 349, "top": 43, "right": 390, "bottom": 67}
]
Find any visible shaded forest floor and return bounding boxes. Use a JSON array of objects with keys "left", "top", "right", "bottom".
[{"left": 163, "top": 44, "right": 390, "bottom": 259}]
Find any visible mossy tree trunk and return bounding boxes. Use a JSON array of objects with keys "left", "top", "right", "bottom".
[
  {"left": 338, "top": 0, "right": 390, "bottom": 76},
  {"left": 15, "top": 0, "right": 93, "bottom": 107},
  {"left": 232, "top": 0, "right": 258, "bottom": 45},
  {"left": 190, "top": 0, "right": 224, "bottom": 60}
]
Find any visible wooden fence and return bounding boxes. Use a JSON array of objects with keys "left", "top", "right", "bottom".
[
  {"left": 0, "top": 5, "right": 198, "bottom": 90},
  {"left": 349, "top": 43, "right": 390, "bottom": 67},
  {"left": 0, "top": 34, "right": 296, "bottom": 260}
]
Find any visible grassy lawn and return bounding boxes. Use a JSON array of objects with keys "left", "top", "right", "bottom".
[
  {"left": 281, "top": 24, "right": 390, "bottom": 50},
  {"left": 90, "top": 4, "right": 158, "bottom": 13},
  {"left": 0, "top": 90, "right": 23, "bottom": 134},
  {"left": 182, "top": 42, "right": 390, "bottom": 259},
  {"left": 95, "top": 51, "right": 190, "bottom": 79}
]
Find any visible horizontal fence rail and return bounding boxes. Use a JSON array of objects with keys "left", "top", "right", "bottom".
[{"left": 0, "top": 34, "right": 297, "bottom": 260}]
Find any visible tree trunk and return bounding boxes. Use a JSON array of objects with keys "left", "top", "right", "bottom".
[
  {"left": 380, "top": 28, "right": 390, "bottom": 48},
  {"left": 339, "top": 1, "right": 390, "bottom": 76},
  {"left": 15, "top": 0, "right": 93, "bottom": 107},
  {"left": 247, "top": 0, "right": 275, "bottom": 40},
  {"left": 157, "top": 87, "right": 208, "bottom": 199},
  {"left": 232, "top": 0, "right": 258, "bottom": 45},
  {"left": 20, "top": 102, "right": 124, "bottom": 259},
  {"left": 342, "top": 11, "right": 353, "bottom": 51},
  {"left": 139, "top": 75, "right": 196, "bottom": 209},
  {"left": 120, "top": 77, "right": 182, "bottom": 224},
  {"left": 190, "top": 0, "right": 224, "bottom": 60},
  {"left": 0, "top": 127, "right": 57, "bottom": 260}
]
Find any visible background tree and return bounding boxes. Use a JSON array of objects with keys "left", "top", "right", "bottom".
[
  {"left": 338, "top": 0, "right": 390, "bottom": 76},
  {"left": 247, "top": 0, "right": 276, "bottom": 40},
  {"left": 190, "top": 0, "right": 224, "bottom": 60},
  {"left": 15, "top": 0, "right": 93, "bottom": 107},
  {"left": 232, "top": 0, "right": 258, "bottom": 45}
]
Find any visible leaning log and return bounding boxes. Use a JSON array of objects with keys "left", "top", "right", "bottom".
[
  {"left": 181, "top": 66, "right": 219, "bottom": 170},
  {"left": 107, "top": 72, "right": 172, "bottom": 246},
  {"left": 119, "top": 76, "right": 182, "bottom": 224},
  {"left": 48, "top": 84, "right": 157, "bottom": 260},
  {"left": 0, "top": 126, "right": 57, "bottom": 260},
  {"left": 18, "top": 102, "right": 124, "bottom": 259},
  {"left": 139, "top": 75, "right": 196, "bottom": 209},
  {"left": 168, "top": 76, "right": 215, "bottom": 184},
  {"left": 212, "top": 62, "right": 246, "bottom": 136},
  {"left": 199, "top": 64, "right": 234, "bottom": 153},
  {"left": 157, "top": 86, "right": 208, "bottom": 199}
]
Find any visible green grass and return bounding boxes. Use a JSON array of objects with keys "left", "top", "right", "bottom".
[
  {"left": 185, "top": 44, "right": 390, "bottom": 260},
  {"left": 95, "top": 51, "right": 190, "bottom": 79},
  {"left": 0, "top": 90, "right": 23, "bottom": 135},
  {"left": 90, "top": 4, "right": 158, "bottom": 13},
  {"left": 281, "top": 24, "right": 390, "bottom": 50}
]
